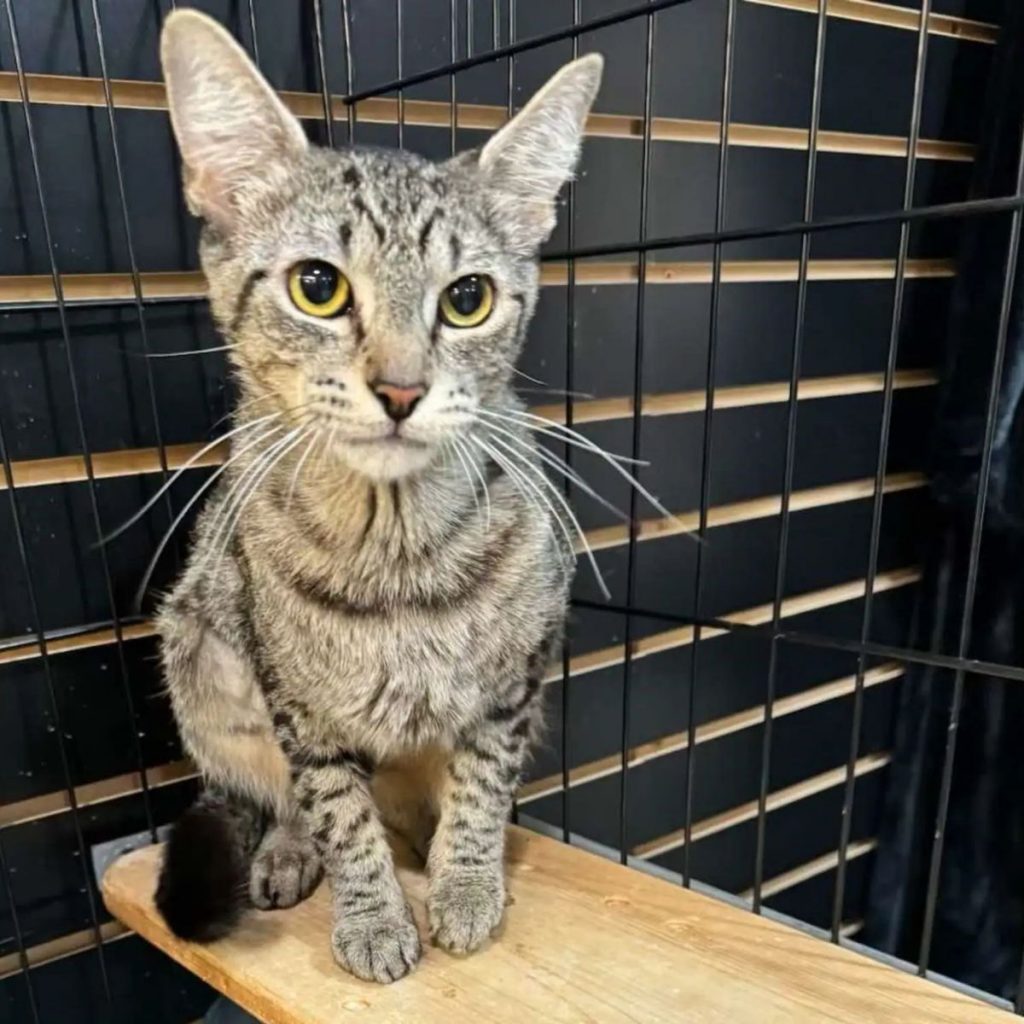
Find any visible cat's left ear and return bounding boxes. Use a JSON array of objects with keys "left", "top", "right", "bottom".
[
  {"left": 476, "top": 54, "right": 603, "bottom": 249},
  {"left": 161, "top": 9, "right": 308, "bottom": 229}
]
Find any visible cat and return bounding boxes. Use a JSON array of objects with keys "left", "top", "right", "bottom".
[{"left": 152, "top": 8, "right": 602, "bottom": 984}]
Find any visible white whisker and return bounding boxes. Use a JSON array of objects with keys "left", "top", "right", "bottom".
[
  {"left": 131, "top": 422, "right": 285, "bottom": 609},
  {"left": 146, "top": 344, "right": 237, "bottom": 358},
  {"left": 476, "top": 419, "right": 629, "bottom": 524},
  {"left": 473, "top": 434, "right": 611, "bottom": 601},
  {"left": 99, "top": 412, "right": 281, "bottom": 547},
  {"left": 448, "top": 436, "right": 483, "bottom": 529},
  {"left": 286, "top": 430, "right": 322, "bottom": 512}
]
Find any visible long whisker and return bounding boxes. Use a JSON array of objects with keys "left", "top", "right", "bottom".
[
  {"left": 448, "top": 436, "right": 483, "bottom": 529},
  {"left": 131, "top": 422, "right": 285, "bottom": 611},
  {"left": 452, "top": 434, "right": 490, "bottom": 534},
  {"left": 213, "top": 426, "right": 312, "bottom": 568},
  {"left": 515, "top": 385, "right": 595, "bottom": 399},
  {"left": 145, "top": 344, "right": 237, "bottom": 358},
  {"left": 472, "top": 434, "right": 611, "bottom": 601},
  {"left": 204, "top": 422, "right": 311, "bottom": 569},
  {"left": 471, "top": 436, "right": 550, "bottom": 549},
  {"left": 286, "top": 429, "right": 322, "bottom": 512},
  {"left": 478, "top": 406, "right": 692, "bottom": 538},
  {"left": 477, "top": 407, "right": 646, "bottom": 466},
  {"left": 98, "top": 412, "right": 281, "bottom": 547},
  {"left": 476, "top": 419, "right": 629, "bottom": 524}
]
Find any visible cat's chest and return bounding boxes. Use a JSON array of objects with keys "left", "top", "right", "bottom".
[{"left": 252, "top": 581, "right": 545, "bottom": 756}]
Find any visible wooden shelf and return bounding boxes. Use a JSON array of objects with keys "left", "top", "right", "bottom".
[{"left": 101, "top": 827, "right": 1005, "bottom": 1023}]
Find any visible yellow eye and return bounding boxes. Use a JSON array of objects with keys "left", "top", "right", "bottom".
[
  {"left": 288, "top": 260, "right": 351, "bottom": 318},
  {"left": 438, "top": 275, "right": 494, "bottom": 328}
]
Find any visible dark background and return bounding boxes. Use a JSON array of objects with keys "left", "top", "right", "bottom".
[{"left": 0, "top": 0, "right": 1009, "bottom": 1020}]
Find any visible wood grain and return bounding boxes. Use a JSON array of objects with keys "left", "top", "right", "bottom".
[
  {"left": 0, "top": 261, "right": 955, "bottom": 307},
  {"left": 0, "top": 71, "right": 976, "bottom": 160},
  {"left": 101, "top": 828, "right": 1005, "bottom": 1023}
]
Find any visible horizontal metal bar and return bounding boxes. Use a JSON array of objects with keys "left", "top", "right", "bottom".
[
  {"left": 342, "top": 0, "right": 697, "bottom": 103},
  {"left": 519, "top": 662, "right": 904, "bottom": 804},
  {"left": 544, "top": 195, "right": 1022, "bottom": 262}
]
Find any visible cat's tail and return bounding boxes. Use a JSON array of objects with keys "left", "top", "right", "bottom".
[{"left": 155, "top": 788, "right": 266, "bottom": 942}]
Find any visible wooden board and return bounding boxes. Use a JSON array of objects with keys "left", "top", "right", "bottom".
[{"left": 102, "top": 827, "right": 1004, "bottom": 1024}]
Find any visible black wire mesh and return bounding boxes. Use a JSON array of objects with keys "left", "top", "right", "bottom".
[{"left": 1, "top": 0, "right": 1022, "bottom": 1017}]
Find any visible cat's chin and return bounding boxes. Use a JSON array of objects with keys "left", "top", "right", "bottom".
[{"left": 337, "top": 438, "right": 437, "bottom": 482}]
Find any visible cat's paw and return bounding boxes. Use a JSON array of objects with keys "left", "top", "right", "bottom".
[
  {"left": 428, "top": 868, "right": 505, "bottom": 954},
  {"left": 331, "top": 906, "right": 422, "bottom": 984},
  {"left": 250, "top": 824, "right": 322, "bottom": 910}
]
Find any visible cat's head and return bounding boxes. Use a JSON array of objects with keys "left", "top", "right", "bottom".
[{"left": 161, "top": 10, "right": 601, "bottom": 481}]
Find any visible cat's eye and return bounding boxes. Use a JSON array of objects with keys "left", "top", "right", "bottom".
[
  {"left": 438, "top": 275, "right": 494, "bottom": 329},
  {"left": 288, "top": 260, "right": 351, "bottom": 318}
]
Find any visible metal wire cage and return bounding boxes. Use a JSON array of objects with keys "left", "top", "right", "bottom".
[{"left": 0, "top": 0, "right": 1021, "bottom": 1019}]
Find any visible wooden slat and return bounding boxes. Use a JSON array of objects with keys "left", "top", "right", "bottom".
[
  {"left": 0, "top": 260, "right": 955, "bottom": 307},
  {"left": 586, "top": 471, "right": 927, "bottom": 553},
  {"left": 102, "top": 827, "right": 1007, "bottom": 1023},
  {"left": 519, "top": 662, "right": 904, "bottom": 804},
  {"left": 0, "top": 759, "right": 195, "bottom": 830},
  {"left": 0, "top": 71, "right": 975, "bottom": 161},
  {"left": 549, "top": 566, "right": 921, "bottom": 684},
  {"left": 747, "top": 0, "right": 998, "bottom": 43},
  {"left": 0, "top": 620, "right": 158, "bottom": 667},
  {"left": 634, "top": 752, "right": 891, "bottom": 860},
  {"left": 0, "top": 372, "right": 936, "bottom": 493},
  {"left": 0, "top": 920, "right": 129, "bottom": 980},
  {"left": 743, "top": 839, "right": 879, "bottom": 901}
]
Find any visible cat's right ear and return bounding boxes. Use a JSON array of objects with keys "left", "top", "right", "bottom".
[{"left": 160, "top": 10, "right": 307, "bottom": 228}]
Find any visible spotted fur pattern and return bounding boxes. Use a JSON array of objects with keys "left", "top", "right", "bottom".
[{"left": 155, "top": 10, "right": 602, "bottom": 982}]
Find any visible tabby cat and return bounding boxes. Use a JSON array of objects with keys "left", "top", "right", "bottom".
[{"left": 153, "top": 9, "right": 603, "bottom": 983}]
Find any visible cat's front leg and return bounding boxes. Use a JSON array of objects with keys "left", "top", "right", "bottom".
[
  {"left": 427, "top": 681, "right": 538, "bottom": 954},
  {"left": 292, "top": 753, "right": 421, "bottom": 983}
]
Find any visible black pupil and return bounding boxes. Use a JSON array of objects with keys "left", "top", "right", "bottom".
[
  {"left": 448, "top": 276, "right": 484, "bottom": 316},
  {"left": 299, "top": 262, "right": 338, "bottom": 305}
]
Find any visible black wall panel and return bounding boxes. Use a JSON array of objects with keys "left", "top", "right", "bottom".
[{"left": 0, "top": 0, "right": 1005, "bottom": 1019}]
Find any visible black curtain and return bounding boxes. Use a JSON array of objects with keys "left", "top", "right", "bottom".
[{"left": 864, "top": 2, "right": 1024, "bottom": 1000}]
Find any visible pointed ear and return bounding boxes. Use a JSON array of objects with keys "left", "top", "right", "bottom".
[
  {"left": 477, "top": 54, "right": 603, "bottom": 249},
  {"left": 160, "top": 9, "right": 308, "bottom": 228}
]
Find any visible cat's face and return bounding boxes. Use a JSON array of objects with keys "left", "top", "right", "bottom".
[{"left": 161, "top": 10, "right": 602, "bottom": 481}]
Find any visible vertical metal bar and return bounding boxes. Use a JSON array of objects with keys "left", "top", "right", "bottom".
[
  {"left": 493, "top": 0, "right": 500, "bottom": 48},
  {"left": 560, "top": 0, "right": 581, "bottom": 847},
  {"left": 0, "top": 340, "right": 111, "bottom": 1002},
  {"left": 341, "top": 0, "right": 356, "bottom": 142},
  {"left": 920, "top": 125, "right": 1024, "bottom": 983},
  {"left": 680, "top": 0, "right": 737, "bottom": 887},
  {"left": 396, "top": 0, "right": 405, "bottom": 149},
  {"left": 0, "top": 832, "right": 40, "bottom": 1023},
  {"left": 246, "top": 0, "right": 261, "bottom": 65},
  {"left": 831, "top": 0, "right": 932, "bottom": 942},
  {"left": 450, "top": 0, "right": 458, "bottom": 155},
  {"left": 3, "top": 3, "right": 156, "bottom": 856},
  {"left": 467, "top": 0, "right": 473, "bottom": 58},
  {"left": 752, "top": 0, "right": 828, "bottom": 914},
  {"left": 88, "top": 0, "right": 169, "bottom": 842},
  {"left": 618, "top": 1, "right": 657, "bottom": 867},
  {"left": 312, "top": 0, "right": 335, "bottom": 148},
  {"left": 507, "top": 0, "right": 518, "bottom": 829}
]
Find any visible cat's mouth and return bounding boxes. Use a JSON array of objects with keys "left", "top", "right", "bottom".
[{"left": 345, "top": 435, "right": 429, "bottom": 450}]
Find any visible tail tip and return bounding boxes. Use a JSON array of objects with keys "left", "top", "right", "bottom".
[{"left": 155, "top": 803, "right": 247, "bottom": 943}]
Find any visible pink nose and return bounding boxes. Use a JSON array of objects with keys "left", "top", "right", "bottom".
[{"left": 371, "top": 381, "right": 426, "bottom": 422}]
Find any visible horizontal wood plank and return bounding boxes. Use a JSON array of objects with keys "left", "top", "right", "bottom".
[
  {"left": 747, "top": 839, "right": 878, "bottom": 900},
  {"left": 747, "top": 0, "right": 998, "bottom": 43},
  {"left": 0, "top": 261, "right": 955, "bottom": 307},
  {"left": 0, "top": 372, "right": 936, "bottom": 492},
  {"left": 519, "top": 662, "right": 904, "bottom": 804},
  {"left": 0, "top": 71, "right": 975, "bottom": 160},
  {"left": 101, "top": 828, "right": 1005, "bottom": 1023}
]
